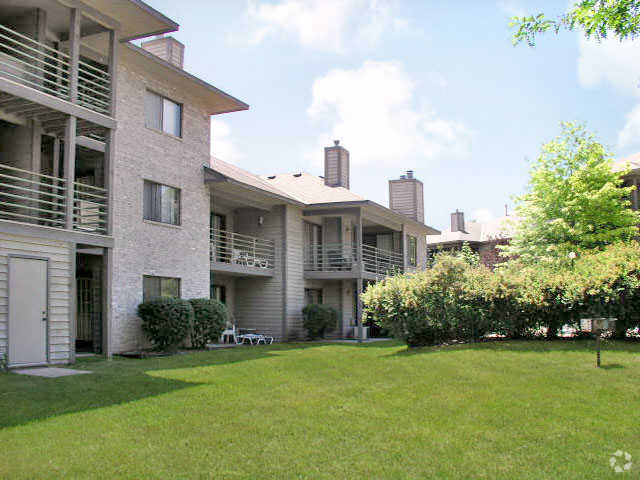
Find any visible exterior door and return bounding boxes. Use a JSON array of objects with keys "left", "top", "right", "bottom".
[{"left": 9, "top": 257, "right": 47, "bottom": 365}]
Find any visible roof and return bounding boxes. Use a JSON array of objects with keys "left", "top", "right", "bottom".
[
  {"left": 206, "top": 162, "right": 439, "bottom": 233},
  {"left": 613, "top": 153, "right": 640, "bottom": 174},
  {"left": 427, "top": 215, "right": 518, "bottom": 245},
  {"left": 123, "top": 44, "right": 249, "bottom": 115},
  {"left": 261, "top": 172, "right": 365, "bottom": 204},
  {"left": 207, "top": 158, "right": 300, "bottom": 204}
]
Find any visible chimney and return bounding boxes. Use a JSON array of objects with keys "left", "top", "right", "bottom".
[
  {"left": 389, "top": 170, "right": 425, "bottom": 223},
  {"left": 324, "top": 140, "right": 350, "bottom": 189},
  {"left": 141, "top": 36, "right": 185, "bottom": 69},
  {"left": 451, "top": 209, "right": 465, "bottom": 232}
]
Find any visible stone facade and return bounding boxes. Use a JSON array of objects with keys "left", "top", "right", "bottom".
[{"left": 110, "top": 58, "right": 212, "bottom": 352}]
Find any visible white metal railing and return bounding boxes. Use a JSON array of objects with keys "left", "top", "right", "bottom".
[
  {"left": 0, "top": 24, "right": 111, "bottom": 115},
  {"left": 0, "top": 163, "right": 109, "bottom": 234},
  {"left": 304, "top": 243, "right": 357, "bottom": 271},
  {"left": 362, "top": 244, "right": 404, "bottom": 276},
  {"left": 210, "top": 228, "right": 275, "bottom": 270},
  {"left": 73, "top": 182, "right": 108, "bottom": 234},
  {"left": 0, "top": 163, "right": 67, "bottom": 227}
]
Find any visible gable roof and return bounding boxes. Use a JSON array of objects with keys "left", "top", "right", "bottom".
[
  {"left": 261, "top": 172, "right": 364, "bottom": 204},
  {"left": 427, "top": 215, "right": 518, "bottom": 245},
  {"left": 613, "top": 153, "right": 640, "bottom": 173}
]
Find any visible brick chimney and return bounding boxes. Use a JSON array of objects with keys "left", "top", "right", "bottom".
[
  {"left": 389, "top": 170, "right": 424, "bottom": 223},
  {"left": 141, "top": 36, "right": 185, "bottom": 69},
  {"left": 324, "top": 140, "right": 349, "bottom": 189},
  {"left": 451, "top": 209, "right": 465, "bottom": 232}
]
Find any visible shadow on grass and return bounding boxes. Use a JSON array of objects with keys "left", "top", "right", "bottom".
[
  {"left": 0, "top": 343, "right": 322, "bottom": 430},
  {"left": 387, "top": 338, "right": 640, "bottom": 357},
  {"left": 599, "top": 363, "right": 625, "bottom": 370}
]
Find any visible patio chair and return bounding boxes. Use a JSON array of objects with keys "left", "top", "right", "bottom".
[{"left": 219, "top": 323, "right": 237, "bottom": 344}]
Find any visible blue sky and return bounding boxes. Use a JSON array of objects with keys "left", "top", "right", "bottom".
[{"left": 144, "top": 0, "right": 640, "bottom": 231}]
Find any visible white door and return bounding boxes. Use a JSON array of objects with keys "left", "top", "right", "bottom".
[{"left": 9, "top": 257, "right": 48, "bottom": 365}]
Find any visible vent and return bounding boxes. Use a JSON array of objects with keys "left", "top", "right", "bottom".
[{"left": 267, "top": 175, "right": 276, "bottom": 180}]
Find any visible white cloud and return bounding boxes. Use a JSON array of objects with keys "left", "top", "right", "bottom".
[
  {"left": 306, "top": 60, "right": 471, "bottom": 167},
  {"left": 246, "top": 0, "right": 403, "bottom": 53},
  {"left": 617, "top": 104, "right": 640, "bottom": 148},
  {"left": 472, "top": 208, "right": 493, "bottom": 223},
  {"left": 577, "top": 36, "right": 640, "bottom": 96},
  {"left": 497, "top": 0, "right": 526, "bottom": 18},
  {"left": 210, "top": 119, "right": 244, "bottom": 164}
]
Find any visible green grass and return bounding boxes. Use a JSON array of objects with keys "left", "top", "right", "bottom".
[{"left": 0, "top": 340, "right": 639, "bottom": 479}]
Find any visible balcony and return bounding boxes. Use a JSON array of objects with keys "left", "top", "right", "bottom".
[
  {"left": 0, "top": 23, "right": 114, "bottom": 135},
  {"left": 304, "top": 243, "right": 405, "bottom": 279},
  {"left": 0, "top": 163, "right": 108, "bottom": 235},
  {"left": 210, "top": 228, "right": 275, "bottom": 277}
]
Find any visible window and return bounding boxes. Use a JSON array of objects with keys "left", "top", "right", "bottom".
[
  {"left": 211, "top": 284, "right": 226, "bottom": 304},
  {"left": 143, "top": 276, "right": 180, "bottom": 302},
  {"left": 408, "top": 235, "right": 417, "bottom": 267},
  {"left": 144, "top": 180, "right": 180, "bottom": 225},
  {"left": 304, "top": 288, "right": 323, "bottom": 305},
  {"left": 145, "top": 90, "right": 182, "bottom": 137}
]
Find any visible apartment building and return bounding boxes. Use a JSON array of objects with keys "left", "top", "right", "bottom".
[
  {"left": 616, "top": 154, "right": 640, "bottom": 211},
  {"left": 207, "top": 141, "right": 439, "bottom": 340},
  {"left": 0, "top": 0, "right": 247, "bottom": 366}
]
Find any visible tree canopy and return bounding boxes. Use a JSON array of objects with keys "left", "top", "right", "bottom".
[
  {"left": 511, "top": 0, "right": 640, "bottom": 46},
  {"left": 499, "top": 122, "right": 639, "bottom": 263}
]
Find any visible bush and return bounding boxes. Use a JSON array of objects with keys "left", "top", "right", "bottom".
[
  {"left": 362, "top": 242, "right": 640, "bottom": 346},
  {"left": 302, "top": 304, "right": 338, "bottom": 339},
  {"left": 188, "top": 298, "right": 227, "bottom": 348},
  {"left": 138, "top": 297, "right": 194, "bottom": 351}
]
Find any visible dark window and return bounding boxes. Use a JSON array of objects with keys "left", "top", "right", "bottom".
[
  {"left": 211, "top": 284, "right": 226, "bottom": 304},
  {"left": 143, "top": 276, "right": 180, "bottom": 302},
  {"left": 304, "top": 288, "right": 323, "bottom": 305},
  {"left": 408, "top": 235, "right": 417, "bottom": 267},
  {"left": 145, "top": 90, "right": 182, "bottom": 137},
  {"left": 144, "top": 180, "right": 180, "bottom": 225}
]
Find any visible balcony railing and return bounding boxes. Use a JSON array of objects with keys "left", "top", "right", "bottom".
[
  {"left": 362, "top": 244, "right": 404, "bottom": 276},
  {"left": 0, "top": 163, "right": 108, "bottom": 234},
  {"left": 210, "top": 228, "right": 275, "bottom": 270},
  {"left": 304, "top": 243, "right": 357, "bottom": 272},
  {"left": 0, "top": 24, "right": 111, "bottom": 116}
]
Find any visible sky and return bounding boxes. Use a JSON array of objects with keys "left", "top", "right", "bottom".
[{"left": 143, "top": 0, "right": 640, "bottom": 231}]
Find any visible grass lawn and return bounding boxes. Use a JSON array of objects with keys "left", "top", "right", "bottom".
[{"left": 0, "top": 340, "right": 639, "bottom": 479}]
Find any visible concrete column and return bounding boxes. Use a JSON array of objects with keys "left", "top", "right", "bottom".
[
  {"left": 64, "top": 116, "right": 76, "bottom": 229},
  {"left": 68, "top": 9, "right": 81, "bottom": 103}
]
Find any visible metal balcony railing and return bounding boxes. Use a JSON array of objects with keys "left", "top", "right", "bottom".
[
  {"left": 362, "top": 244, "right": 404, "bottom": 276},
  {"left": 304, "top": 243, "right": 357, "bottom": 272},
  {"left": 73, "top": 182, "right": 108, "bottom": 234},
  {"left": 0, "top": 24, "right": 111, "bottom": 116},
  {"left": 210, "top": 228, "right": 275, "bottom": 270},
  {"left": 0, "top": 163, "right": 109, "bottom": 234}
]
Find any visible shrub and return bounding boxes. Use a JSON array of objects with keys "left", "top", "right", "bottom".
[
  {"left": 138, "top": 297, "right": 194, "bottom": 351},
  {"left": 188, "top": 298, "right": 227, "bottom": 349},
  {"left": 302, "top": 304, "right": 338, "bottom": 339}
]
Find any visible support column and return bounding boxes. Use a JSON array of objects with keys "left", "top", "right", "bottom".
[
  {"left": 69, "top": 242, "right": 77, "bottom": 364},
  {"left": 107, "top": 29, "right": 119, "bottom": 117},
  {"left": 401, "top": 224, "right": 407, "bottom": 271},
  {"left": 102, "top": 247, "right": 113, "bottom": 359},
  {"left": 64, "top": 116, "right": 76, "bottom": 229},
  {"left": 68, "top": 8, "right": 81, "bottom": 103},
  {"left": 633, "top": 177, "right": 639, "bottom": 211}
]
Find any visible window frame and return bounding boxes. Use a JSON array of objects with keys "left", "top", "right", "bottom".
[
  {"left": 143, "top": 180, "right": 181, "bottom": 226},
  {"left": 145, "top": 89, "right": 183, "bottom": 138},
  {"left": 143, "top": 275, "right": 181, "bottom": 302},
  {"left": 304, "top": 288, "right": 323, "bottom": 306}
]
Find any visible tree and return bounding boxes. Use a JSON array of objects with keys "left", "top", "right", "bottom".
[
  {"left": 500, "top": 122, "right": 639, "bottom": 264},
  {"left": 511, "top": 0, "right": 640, "bottom": 46}
]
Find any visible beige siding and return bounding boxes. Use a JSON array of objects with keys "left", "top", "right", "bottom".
[
  {"left": 405, "top": 223, "right": 428, "bottom": 268},
  {"left": 233, "top": 206, "right": 285, "bottom": 338},
  {"left": 0, "top": 232, "right": 72, "bottom": 364},
  {"left": 285, "top": 205, "right": 305, "bottom": 339},
  {"left": 211, "top": 273, "right": 235, "bottom": 320}
]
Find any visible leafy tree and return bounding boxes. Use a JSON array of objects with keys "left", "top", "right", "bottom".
[
  {"left": 457, "top": 242, "right": 480, "bottom": 267},
  {"left": 499, "top": 122, "right": 639, "bottom": 264},
  {"left": 511, "top": 0, "right": 640, "bottom": 46}
]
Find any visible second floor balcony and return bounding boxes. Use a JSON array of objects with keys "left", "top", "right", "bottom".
[
  {"left": 303, "top": 243, "right": 405, "bottom": 280},
  {"left": 210, "top": 228, "right": 275, "bottom": 277}
]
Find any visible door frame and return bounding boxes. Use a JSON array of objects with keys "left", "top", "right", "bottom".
[{"left": 7, "top": 254, "right": 50, "bottom": 366}]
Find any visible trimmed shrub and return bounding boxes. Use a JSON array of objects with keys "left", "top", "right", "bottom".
[
  {"left": 302, "top": 304, "right": 338, "bottom": 339},
  {"left": 188, "top": 298, "right": 227, "bottom": 349},
  {"left": 138, "top": 297, "right": 194, "bottom": 351},
  {"left": 362, "top": 242, "right": 640, "bottom": 346}
]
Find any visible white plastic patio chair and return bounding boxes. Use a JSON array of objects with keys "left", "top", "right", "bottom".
[{"left": 220, "top": 323, "right": 237, "bottom": 344}]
